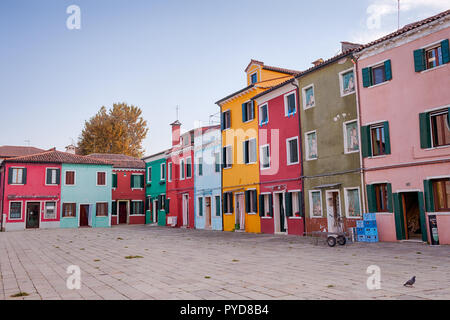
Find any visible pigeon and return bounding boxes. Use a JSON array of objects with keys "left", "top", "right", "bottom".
[{"left": 404, "top": 276, "right": 416, "bottom": 287}]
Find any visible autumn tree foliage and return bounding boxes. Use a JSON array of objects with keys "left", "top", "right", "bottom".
[{"left": 78, "top": 103, "right": 148, "bottom": 158}]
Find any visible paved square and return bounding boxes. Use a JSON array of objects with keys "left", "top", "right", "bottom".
[{"left": 0, "top": 225, "right": 449, "bottom": 300}]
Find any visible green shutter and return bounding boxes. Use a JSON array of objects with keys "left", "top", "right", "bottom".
[
  {"left": 215, "top": 196, "right": 220, "bottom": 216},
  {"left": 366, "top": 184, "right": 377, "bottom": 212},
  {"left": 223, "top": 193, "right": 228, "bottom": 214},
  {"left": 22, "top": 168, "right": 27, "bottom": 184},
  {"left": 447, "top": 107, "right": 450, "bottom": 127},
  {"left": 259, "top": 195, "right": 264, "bottom": 217},
  {"left": 46, "top": 169, "right": 52, "bottom": 185},
  {"left": 158, "top": 195, "right": 162, "bottom": 210},
  {"left": 423, "top": 180, "right": 435, "bottom": 212},
  {"left": 268, "top": 194, "right": 274, "bottom": 217},
  {"left": 141, "top": 175, "right": 145, "bottom": 188},
  {"left": 361, "top": 125, "right": 372, "bottom": 158},
  {"left": 362, "top": 67, "right": 372, "bottom": 88},
  {"left": 413, "top": 49, "right": 425, "bottom": 72},
  {"left": 441, "top": 39, "right": 450, "bottom": 64},
  {"left": 199, "top": 198, "right": 203, "bottom": 216},
  {"left": 419, "top": 112, "right": 432, "bottom": 149},
  {"left": 253, "top": 190, "right": 257, "bottom": 214},
  {"left": 417, "top": 192, "right": 428, "bottom": 243},
  {"left": 242, "top": 103, "right": 247, "bottom": 122},
  {"left": 285, "top": 192, "right": 293, "bottom": 217},
  {"left": 297, "top": 191, "right": 303, "bottom": 217},
  {"left": 8, "top": 167, "right": 13, "bottom": 184},
  {"left": 56, "top": 169, "right": 61, "bottom": 185},
  {"left": 384, "top": 60, "right": 392, "bottom": 81},
  {"left": 383, "top": 122, "right": 391, "bottom": 155},
  {"left": 130, "top": 175, "right": 134, "bottom": 188},
  {"left": 112, "top": 174, "right": 117, "bottom": 188},
  {"left": 386, "top": 183, "right": 393, "bottom": 213},
  {"left": 221, "top": 113, "right": 225, "bottom": 131},
  {"left": 245, "top": 191, "right": 250, "bottom": 213},
  {"left": 393, "top": 193, "right": 406, "bottom": 240},
  {"left": 112, "top": 201, "right": 117, "bottom": 215},
  {"left": 165, "top": 198, "right": 170, "bottom": 213}
]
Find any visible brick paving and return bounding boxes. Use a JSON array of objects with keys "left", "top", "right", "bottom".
[{"left": 0, "top": 225, "right": 449, "bottom": 300}]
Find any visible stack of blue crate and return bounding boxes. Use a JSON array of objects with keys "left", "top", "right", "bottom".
[{"left": 356, "top": 213, "right": 379, "bottom": 242}]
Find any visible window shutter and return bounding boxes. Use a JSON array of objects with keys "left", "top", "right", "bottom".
[
  {"left": 386, "top": 183, "right": 393, "bottom": 213},
  {"left": 288, "top": 94, "right": 296, "bottom": 114},
  {"left": 362, "top": 67, "right": 372, "bottom": 87},
  {"left": 221, "top": 112, "right": 225, "bottom": 131},
  {"left": 112, "top": 174, "right": 117, "bottom": 188},
  {"left": 222, "top": 147, "right": 226, "bottom": 169},
  {"left": 366, "top": 184, "right": 377, "bottom": 212},
  {"left": 441, "top": 39, "right": 450, "bottom": 64},
  {"left": 361, "top": 125, "right": 372, "bottom": 158},
  {"left": 268, "top": 194, "right": 274, "bottom": 217},
  {"left": 56, "top": 169, "right": 61, "bottom": 185},
  {"left": 242, "top": 103, "right": 247, "bottom": 122},
  {"left": 46, "top": 169, "right": 52, "bottom": 185},
  {"left": 447, "top": 107, "right": 450, "bottom": 127},
  {"left": 417, "top": 192, "right": 428, "bottom": 243},
  {"left": 215, "top": 197, "right": 220, "bottom": 216},
  {"left": 223, "top": 193, "right": 227, "bottom": 214},
  {"left": 140, "top": 175, "right": 144, "bottom": 188},
  {"left": 243, "top": 141, "right": 249, "bottom": 164},
  {"left": 245, "top": 191, "right": 250, "bottom": 213},
  {"left": 165, "top": 198, "right": 170, "bottom": 213},
  {"left": 285, "top": 192, "right": 293, "bottom": 217},
  {"left": 383, "top": 122, "right": 391, "bottom": 155},
  {"left": 251, "top": 101, "right": 255, "bottom": 119},
  {"left": 112, "top": 201, "right": 117, "bottom": 215},
  {"left": 259, "top": 195, "right": 264, "bottom": 217},
  {"left": 413, "top": 49, "right": 425, "bottom": 72},
  {"left": 392, "top": 193, "right": 405, "bottom": 240},
  {"left": 8, "top": 167, "right": 13, "bottom": 184},
  {"left": 423, "top": 180, "right": 435, "bottom": 212},
  {"left": 297, "top": 191, "right": 303, "bottom": 217},
  {"left": 158, "top": 195, "right": 162, "bottom": 210},
  {"left": 419, "top": 112, "right": 432, "bottom": 149},
  {"left": 130, "top": 175, "right": 134, "bottom": 188},
  {"left": 252, "top": 190, "right": 257, "bottom": 214},
  {"left": 384, "top": 60, "right": 392, "bottom": 81},
  {"left": 22, "top": 168, "right": 27, "bottom": 184}
]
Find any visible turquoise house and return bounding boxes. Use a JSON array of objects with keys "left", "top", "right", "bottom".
[
  {"left": 142, "top": 150, "right": 168, "bottom": 226},
  {"left": 60, "top": 159, "right": 113, "bottom": 228}
]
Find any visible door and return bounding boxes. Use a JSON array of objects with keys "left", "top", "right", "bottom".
[
  {"left": 401, "top": 192, "right": 422, "bottom": 240},
  {"left": 152, "top": 199, "right": 158, "bottom": 224},
  {"left": 119, "top": 202, "right": 127, "bottom": 224},
  {"left": 273, "top": 193, "right": 286, "bottom": 233},
  {"left": 205, "top": 197, "right": 211, "bottom": 229},
  {"left": 182, "top": 194, "right": 189, "bottom": 227},
  {"left": 235, "top": 194, "right": 245, "bottom": 230},
  {"left": 26, "top": 202, "right": 40, "bottom": 229},
  {"left": 80, "top": 205, "right": 89, "bottom": 227},
  {"left": 326, "top": 190, "right": 342, "bottom": 233}
]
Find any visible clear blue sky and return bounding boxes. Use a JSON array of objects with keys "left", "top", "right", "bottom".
[{"left": 0, "top": 0, "right": 447, "bottom": 155}]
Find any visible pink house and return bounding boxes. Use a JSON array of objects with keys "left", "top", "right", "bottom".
[{"left": 356, "top": 10, "right": 450, "bottom": 244}]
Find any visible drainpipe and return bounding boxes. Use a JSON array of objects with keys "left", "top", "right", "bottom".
[
  {"left": 1, "top": 163, "right": 6, "bottom": 232},
  {"left": 291, "top": 78, "right": 307, "bottom": 236}
]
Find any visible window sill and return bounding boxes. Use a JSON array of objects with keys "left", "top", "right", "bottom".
[
  {"left": 311, "top": 215, "right": 323, "bottom": 219},
  {"left": 247, "top": 212, "right": 257, "bottom": 215},
  {"left": 344, "top": 150, "right": 360, "bottom": 155},
  {"left": 345, "top": 216, "right": 363, "bottom": 219},
  {"left": 420, "top": 64, "right": 447, "bottom": 74},
  {"left": 424, "top": 145, "right": 450, "bottom": 151},
  {"left": 367, "top": 80, "right": 390, "bottom": 89},
  {"left": 261, "top": 216, "right": 272, "bottom": 219},
  {"left": 303, "top": 105, "right": 315, "bottom": 111},
  {"left": 289, "top": 216, "right": 302, "bottom": 220},
  {"left": 243, "top": 119, "right": 255, "bottom": 124},
  {"left": 287, "top": 161, "right": 300, "bottom": 166},
  {"left": 427, "top": 212, "right": 450, "bottom": 216},
  {"left": 305, "top": 158, "right": 317, "bottom": 162},
  {"left": 375, "top": 212, "right": 392, "bottom": 215},
  {"left": 340, "top": 91, "right": 356, "bottom": 98},
  {"left": 368, "top": 155, "right": 388, "bottom": 159}
]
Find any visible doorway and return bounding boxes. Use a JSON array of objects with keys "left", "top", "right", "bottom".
[
  {"left": 205, "top": 197, "right": 212, "bottom": 229},
  {"left": 401, "top": 192, "right": 422, "bottom": 240},
  {"left": 182, "top": 194, "right": 189, "bottom": 227},
  {"left": 26, "top": 202, "right": 40, "bottom": 229},
  {"left": 326, "top": 190, "right": 342, "bottom": 233},
  {"left": 80, "top": 205, "right": 90, "bottom": 227},
  {"left": 152, "top": 199, "right": 158, "bottom": 224},
  {"left": 235, "top": 193, "right": 245, "bottom": 231},
  {"left": 274, "top": 192, "right": 286, "bottom": 233},
  {"left": 119, "top": 201, "right": 128, "bottom": 224}
]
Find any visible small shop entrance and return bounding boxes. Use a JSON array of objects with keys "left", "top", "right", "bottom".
[
  {"left": 401, "top": 192, "right": 422, "bottom": 240},
  {"left": 26, "top": 202, "right": 40, "bottom": 229}
]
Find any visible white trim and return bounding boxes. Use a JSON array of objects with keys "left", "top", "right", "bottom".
[
  {"left": 428, "top": 212, "right": 450, "bottom": 216},
  {"left": 222, "top": 109, "right": 232, "bottom": 131},
  {"left": 309, "top": 190, "right": 323, "bottom": 218},
  {"left": 304, "top": 130, "right": 318, "bottom": 161},
  {"left": 343, "top": 119, "right": 360, "bottom": 154},
  {"left": 243, "top": 138, "right": 257, "bottom": 165},
  {"left": 259, "top": 103, "right": 269, "bottom": 125},
  {"left": 223, "top": 145, "right": 233, "bottom": 169},
  {"left": 130, "top": 200, "right": 145, "bottom": 216},
  {"left": 131, "top": 173, "right": 144, "bottom": 190},
  {"left": 283, "top": 90, "right": 297, "bottom": 117},
  {"left": 260, "top": 144, "right": 271, "bottom": 170},
  {"left": 430, "top": 109, "right": 450, "bottom": 148},
  {"left": 423, "top": 104, "right": 450, "bottom": 114},
  {"left": 343, "top": 187, "right": 362, "bottom": 219},
  {"left": 43, "top": 200, "right": 57, "bottom": 220},
  {"left": 242, "top": 100, "right": 255, "bottom": 123},
  {"left": 197, "top": 196, "right": 204, "bottom": 217},
  {"left": 338, "top": 68, "right": 356, "bottom": 97},
  {"left": 180, "top": 158, "right": 185, "bottom": 180},
  {"left": 168, "top": 162, "right": 173, "bottom": 182},
  {"left": 426, "top": 174, "right": 450, "bottom": 180},
  {"left": 8, "top": 201, "right": 23, "bottom": 221},
  {"left": 95, "top": 201, "right": 109, "bottom": 217},
  {"left": 147, "top": 166, "right": 152, "bottom": 183},
  {"left": 249, "top": 71, "right": 258, "bottom": 84},
  {"left": 9, "top": 167, "right": 25, "bottom": 185},
  {"left": 61, "top": 202, "right": 77, "bottom": 219},
  {"left": 286, "top": 136, "right": 300, "bottom": 165},
  {"left": 44, "top": 167, "right": 60, "bottom": 186},
  {"left": 64, "top": 170, "right": 76, "bottom": 186},
  {"left": 186, "top": 156, "right": 192, "bottom": 179},
  {"left": 302, "top": 84, "right": 315, "bottom": 110},
  {"left": 96, "top": 171, "right": 107, "bottom": 187},
  {"left": 160, "top": 163, "right": 166, "bottom": 181}
]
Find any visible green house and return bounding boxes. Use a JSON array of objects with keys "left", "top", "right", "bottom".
[{"left": 142, "top": 150, "right": 168, "bottom": 226}]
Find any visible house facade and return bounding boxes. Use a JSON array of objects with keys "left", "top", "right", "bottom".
[
  {"left": 87, "top": 154, "right": 146, "bottom": 225},
  {"left": 143, "top": 150, "right": 168, "bottom": 226},
  {"left": 356, "top": 11, "right": 450, "bottom": 244},
  {"left": 298, "top": 50, "right": 363, "bottom": 235},
  {"left": 193, "top": 125, "right": 222, "bottom": 231},
  {"left": 252, "top": 81, "right": 304, "bottom": 235},
  {"left": 216, "top": 60, "right": 299, "bottom": 233}
]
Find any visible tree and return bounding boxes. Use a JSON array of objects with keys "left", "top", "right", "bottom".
[{"left": 78, "top": 103, "right": 148, "bottom": 158}]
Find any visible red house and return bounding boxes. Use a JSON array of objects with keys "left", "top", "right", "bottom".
[
  {"left": 253, "top": 80, "right": 304, "bottom": 236},
  {"left": 87, "top": 154, "right": 146, "bottom": 225},
  {"left": 165, "top": 120, "right": 195, "bottom": 228}
]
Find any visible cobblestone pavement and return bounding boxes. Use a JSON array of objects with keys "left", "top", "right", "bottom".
[{"left": 0, "top": 225, "right": 449, "bottom": 300}]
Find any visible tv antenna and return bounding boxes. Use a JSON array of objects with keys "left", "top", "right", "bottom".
[{"left": 397, "top": 0, "right": 400, "bottom": 30}]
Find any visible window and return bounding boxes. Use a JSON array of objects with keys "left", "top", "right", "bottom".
[
  {"left": 431, "top": 110, "right": 450, "bottom": 147},
  {"left": 305, "top": 131, "right": 317, "bottom": 161},
  {"left": 65, "top": 171, "right": 75, "bottom": 185},
  {"left": 214, "top": 153, "right": 220, "bottom": 172},
  {"left": 186, "top": 157, "right": 192, "bottom": 178},
  {"left": 374, "top": 184, "right": 389, "bottom": 212},
  {"left": 371, "top": 125, "right": 387, "bottom": 156},
  {"left": 198, "top": 197, "right": 203, "bottom": 216},
  {"left": 261, "top": 194, "right": 272, "bottom": 217},
  {"left": 96, "top": 203, "right": 108, "bottom": 216},
  {"left": 198, "top": 157, "right": 203, "bottom": 176},
  {"left": 223, "top": 146, "right": 232, "bottom": 169},
  {"left": 62, "top": 203, "right": 76, "bottom": 217},
  {"left": 112, "top": 173, "right": 118, "bottom": 188},
  {"left": 250, "top": 72, "right": 257, "bottom": 84},
  {"left": 344, "top": 120, "right": 359, "bottom": 153},
  {"left": 131, "top": 174, "right": 144, "bottom": 189},
  {"left": 414, "top": 40, "right": 449, "bottom": 72},
  {"left": 292, "top": 192, "right": 301, "bottom": 217},
  {"left": 287, "top": 137, "right": 299, "bottom": 164},
  {"left": 310, "top": 191, "right": 322, "bottom": 217},
  {"left": 180, "top": 159, "right": 185, "bottom": 179},
  {"left": 426, "top": 46, "right": 444, "bottom": 69},
  {"left": 284, "top": 92, "right": 296, "bottom": 116},
  {"left": 112, "top": 201, "right": 117, "bottom": 215},
  {"left": 161, "top": 163, "right": 166, "bottom": 180},
  {"left": 242, "top": 101, "right": 255, "bottom": 122},
  {"left": 9, "top": 202, "right": 22, "bottom": 219},
  {"left": 372, "top": 65, "right": 386, "bottom": 85},
  {"left": 131, "top": 201, "right": 144, "bottom": 215},
  {"left": 345, "top": 188, "right": 361, "bottom": 217},
  {"left": 147, "top": 167, "right": 152, "bottom": 183},
  {"left": 362, "top": 60, "right": 392, "bottom": 87},
  {"left": 432, "top": 178, "right": 450, "bottom": 211},
  {"left": 97, "top": 172, "right": 106, "bottom": 186},
  {"left": 339, "top": 69, "right": 356, "bottom": 96},
  {"left": 243, "top": 138, "right": 257, "bottom": 164},
  {"left": 44, "top": 202, "right": 57, "bottom": 219},
  {"left": 222, "top": 110, "right": 231, "bottom": 130},
  {"left": 245, "top": 190, "right": 257, "bottom": 214},
  {"left": 223, "top": 192, "right": 233, "bottom": 214},
  {"left": 259, "top": 103, "right": 268, "bottom": 125},
  {"left": 302, "top": 85, "right": 315, "bottom": 109},
  {"left": 215, "top": 196, "right": 221, "bottom": 217},
  {"left": 46, "top": 168, "right": 60, "bottom": 185},
  {"left": 159, "top": 195, "right": 166, "bottom": 210},
  {"left": 168, "top": 162, "right": 172, "bottom": 182},
  {"left": 9, "top": 168, "right": 26, "bottom": 185},
  {"left": 362, "top": 122, "right": 391, "bottom": 157},
  {"left": 260, "top": 145, "right": 270, "bottom": 169}
]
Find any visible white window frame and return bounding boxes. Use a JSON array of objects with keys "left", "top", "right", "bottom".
[
  {"left": 259, "top": 103, "right": 269, "bottom": 125},
  {"left": 302, "top": 84, "right": 315, "bottom": 110},
  {"left": 309, "top": 190, "right": 323, "bottom": 218},
  {"left": 284, "top": 91, "right": 297, "bottom": 116},
  {"left": 10, "top": 167, "right": 25, "bottom": 185},
  {"left": 9, "top": 201, "right": 22, "bottom": 220},
  {"left": 45, "top": 167, "right": 59, "bottom": 186},
  {"left": 250, "top": 71, "right": 258, "bottom": 84},
  {"left": 95, "top": 202, "right": 109, "bottom": 217},
  {"left": 261, "top": 193, "right": 271, "bottom": 218},
  {"left": 305, "top": 130, "right": 318, "bottom": 161},
  {"left": 147, "top": 166, "right": 152, "bottom": 183},
  {"left": 243, "top": 138, "right": 257, "bottom": 165},
  {"left": 224, "top": 192, "right": 233, "bottom": 214},
  {"left": 260, "top": 144, "right": 271, "bottom": 170},
  {"left": 197, "top": 196, "right": 204, "bottom": 217},
  {"left": 430, "top": 109, "right": 450, "bottom": 148},
  {"left": 131, "top": 173, "right": 144, "bottom": 190},
  {"left": 130, "top": 200, "right": 145, "bottom": 216},
  {"left": 286, "top": 136, "right": 300, "bottom": 165},
  {"left": 180, "top": 159, "right": 185, "bottom": 180},
  {"left": 243, "top": 101, "right": 255, "bottom": 123},
  {"left": 224, "top": 145, "right": 232, "bottom": 169},
  {"left": 64, "top": 170, "right": 76, "bottom": 186},
  {"left": 197, "top": 157, "right": 203, "bottom": 176},
  {"left": 44, "top": 201, "right": 57, "bottom": 220},
  {"left": 338, "top": 68, "right": 356, "bottom": 97},
  {"left": 366, "top": 60, "right": 389, "bottom": 88},
  {"left": 96, "top": 171, "right": 107, "bottom": 187},
  {"left": 186, "top": 157, "right": 192, "bottom": 179},
  {"left": 343, "top": 119, "right": 360, "bottom": 154},
  {"left": 247, "top": 189, "right": 257, "bottom": 215},
  {"left": 168, "top": 162, "right": 172, "bottom": 182},
  {"left": 222, "top": 109, "right": 231, "bottom": 130},
  {"left": 160, "top": 163, "right": 166, "bottom": 181},
  {"left": 421, "top": 40, "right": 446, "bottom": 72},
  {"left": 344, "top": 187, "right": 362, "bottom": 219}
]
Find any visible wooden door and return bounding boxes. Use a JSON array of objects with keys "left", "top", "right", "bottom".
[
  {"left": 182, "top": 194, "right": 189, "bottom": 226},
  {"left": 235, "top": 194, "right": 245, "bottom": 230},
  {"left": 119, "top": 202, "right": 127, "bottom": 224},
  {"left": 26, "top": 203, "right": 40, "bottom": 229},
  {"left": 205, "top": 197, "right": 211, "bottom": 228},
  {"left": 80, "top": 205, "right": 89, "bottom": 227}
]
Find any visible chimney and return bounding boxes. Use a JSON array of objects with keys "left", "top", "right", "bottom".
[
  {"left": 312, "top": 58, "right": 324, "bottom": 67},
  {"left": 170, "top": 120, "right": 181, "bottom": 146},
  {"left": 65, "top": 145, "right": 76, "bottom": 154},
  {"left": 341, "top": 41, "right": 361, "bottom": 52}
]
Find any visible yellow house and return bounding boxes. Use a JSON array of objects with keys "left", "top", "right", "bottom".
[{"left": 215, "top": 60, "right": 300, "bottom": 233}]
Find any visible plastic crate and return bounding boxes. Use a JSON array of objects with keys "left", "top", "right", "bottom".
[
  {"left": 356, "top": 220, "right": 365, "bottom": 228},
  {"left": 356, "top": 227, "right": 365, "bottom": 235},
  {"left": 366, "top": 235, "right": 379, "bottom": 242},
  {"left": 364, "top": 220, "right": 377, "bottom": 228},
  {"left": 365, "top": 228, "right": 378, "bottom": 236},
  {"left": 357, "top": 235, "right": 367, "bottom": 242},
  {"left": 363, "top": 213, "right": 376, "bottom": 221}
]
